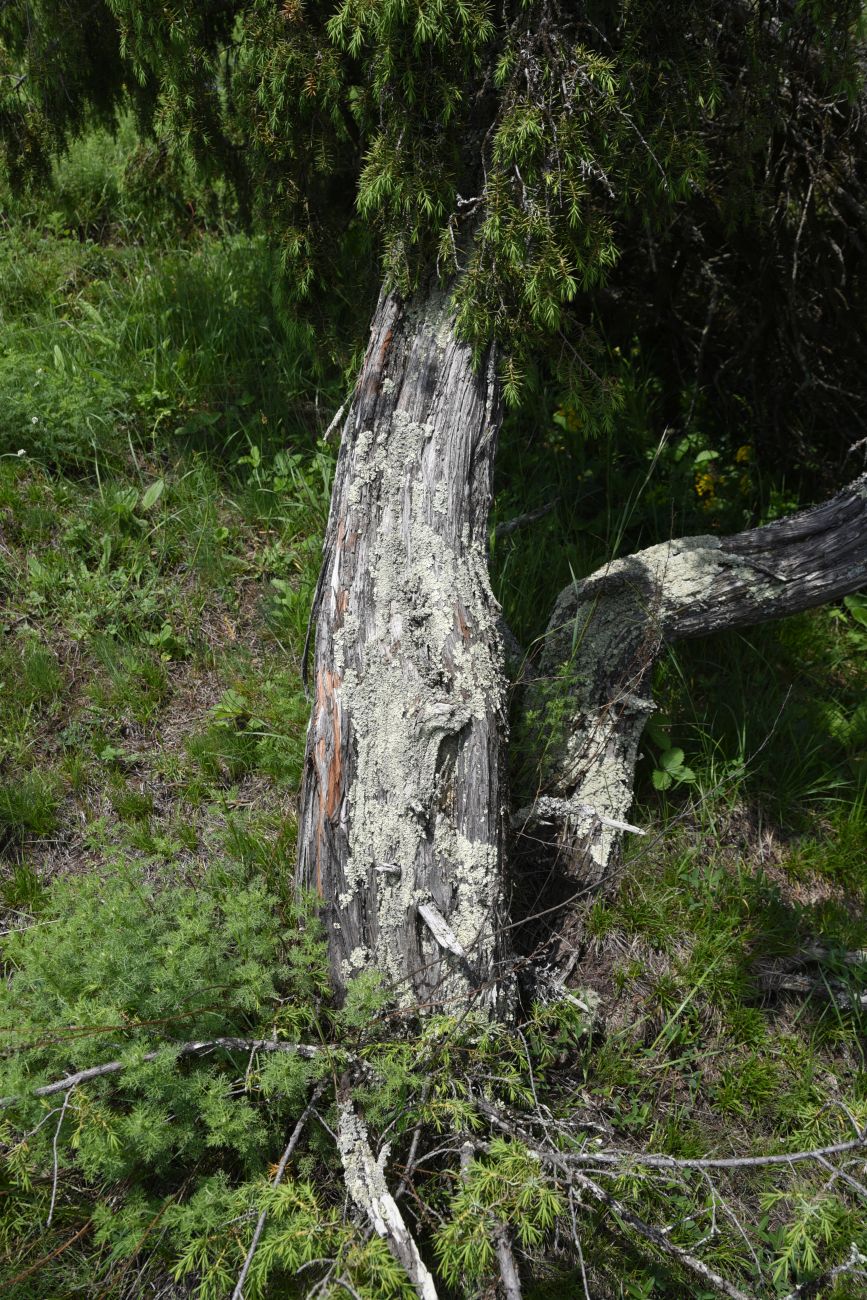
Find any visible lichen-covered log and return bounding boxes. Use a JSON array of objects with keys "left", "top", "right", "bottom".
[
  {"left": 337, "top": 1093, "right": 440, "bottom": 1300},
  {"left": 524, "top": 474, "right": 867, "bottom": 898},
  {"left": 297, "top": 285, "right": 509, "bottom": 1010}
]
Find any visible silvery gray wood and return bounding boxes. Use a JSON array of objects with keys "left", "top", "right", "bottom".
[{"left": 297, "top": 286, "right": 510, "bottom": 1010}]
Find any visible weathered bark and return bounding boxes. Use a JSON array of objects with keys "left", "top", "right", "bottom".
[
  {"left": 297, "top": 285, "right": 510, "bottom": 1011},
  {"left": 523, "top": 474, "right": 867, "bottom": 899},
  {"left": 338, "top": 1092, "right": 440, "bottom": 1300}
]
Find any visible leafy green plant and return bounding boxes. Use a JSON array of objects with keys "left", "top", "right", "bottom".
[
  {"left": 650, "top": 745, "right": 697, "bottom": 792},
  {"left": 0, "top": 856, "right": 332, "bottom": 1290},
  {"left": 435, "top": 1140, "right": 564, "bottom": 1285},
  {"left": 644, "top": 718, "right": 696, "bottom": 791}
]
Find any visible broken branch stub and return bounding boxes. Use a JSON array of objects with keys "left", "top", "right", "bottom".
[{"left": 525, "top": 474, "right": 867, "bottom": 899}]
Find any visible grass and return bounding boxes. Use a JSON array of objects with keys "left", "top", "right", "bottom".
[
  {"left": 488, "top": 330, "right": 867, "bottom": 1298},
  {"left": 0, "top": 131, "right": 865, "bottom": 1298},
  {"left": 0, "top": 135, "right": 338, "bottom": 890}
]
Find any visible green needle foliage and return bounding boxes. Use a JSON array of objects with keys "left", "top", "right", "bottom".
[
  {"left": 0, "top": 874, "right": 599, "bottom": 1300},
  {"left": 2, "top": 15, "right": 867, "bottom": 1298},
  {"left": 4, "top": 2, "right": 867, "bottom": 471}
]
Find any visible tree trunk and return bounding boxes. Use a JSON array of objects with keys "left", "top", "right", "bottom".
[
  {"left": 522, "top": 474, "right": 867, "bottom": 913},
  {"left": 297, "top": 285, "right": 510, "bottom": 1012},
  {"left": 298, "top": 281, "right": 867, "bottom": 1006}
]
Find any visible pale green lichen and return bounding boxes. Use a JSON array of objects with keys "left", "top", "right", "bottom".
[
  {"left": 335, "top": 396, "right": 505, "bottom": 1003},
  {"left": 342, "top": 944, "right": 372, "bottom": 981},
  {"left": 537, "top": 535, "right": 782, "bottom": 878}
]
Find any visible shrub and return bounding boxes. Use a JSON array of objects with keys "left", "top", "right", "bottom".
[{"left": 0, "top": 859, "right": 331, "bottom": 1297}]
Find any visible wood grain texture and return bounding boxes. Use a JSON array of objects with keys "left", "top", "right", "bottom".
[
  {"left": 297, "top": 286, "right": 510, "bottom": 1010},
  {"left": 525, "top": 474, "right": 867, "bottom": 900}
]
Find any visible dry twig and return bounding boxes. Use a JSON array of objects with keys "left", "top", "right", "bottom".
[
  {"left": 231, "top": 1080, "right": 327, "bottom": 1300},
  {"left": 46, "top": 1089, "right": 72, "bottom": 1228},
  {"left": 570, "top": 1132, "right": 867, "bottom": 1174},
  {"left": 0, "top": 1038, "right": 325, "bottom": 1109}
]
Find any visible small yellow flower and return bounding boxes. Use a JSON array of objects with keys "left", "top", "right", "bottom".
[
  {"left": 554, "top": 405, "right": 581, "bottom": 433},
  {"left": 695, "top": 471, "right": 716, "bottom": 498},
  {"left": 735, "top": 444, "right": 752, "bottom": 464}
]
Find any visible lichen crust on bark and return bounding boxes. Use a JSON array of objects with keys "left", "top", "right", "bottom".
[
  {"left": 526, "top": 474, "right": 867, "bottom": 900},
  {"left": 298, "top": 286, "right": 509, "bottom": 1011}
]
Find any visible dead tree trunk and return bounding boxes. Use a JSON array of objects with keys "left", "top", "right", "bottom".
[
  {"left": 297, "top": 285, "right": 510, "bottom": 1011},
  {"left": 298, "top": 280, "right": 867, "bottom": 1006},
  {"left": 522, "top": 474, "right": 867, "bottom": 905}
]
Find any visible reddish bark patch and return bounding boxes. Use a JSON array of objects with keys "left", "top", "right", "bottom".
[{"left": 313, "top": 666, "right": 345, "bottom": 891}]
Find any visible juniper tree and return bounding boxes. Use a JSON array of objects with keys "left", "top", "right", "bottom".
[{"left": 5, "top": 0, "right": 867, "bottom": 1010}]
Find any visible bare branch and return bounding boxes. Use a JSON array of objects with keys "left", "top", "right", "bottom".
[
  {"left": 755, "top": 970, "right": 867, "bottom": 1009},
  {"left": 394, "top": 1083, "right": 431, "bottom": 1203},
  {"left": 476, "top": 1097, "right": 867, "bottom": 1300},
  {"left": 0, "top": 1038, "right": 325, "bottom": 1109},
  {"left": 570, "top": 1132, "right": 867, "bottom": 1173},
  {"left": 46, "top": 1089, "right": 72, "bottom": 1228},
  {"left": 231, "top": 1080, "right": 327, "bottom": 1300},
  {"left": 482, "top": 1101, "right": 754, "bottom": 1300},
  {"left": 782, "top": 1243, "right": 867, "bottom": 1300},
  {"left": 494, "top": 499, "right": 558, "bottom": 540},
  {"left": 565, "top": 1164, "right": 755, "bottom": 1300},
  {"left": 337, "top": 1091, "right": 440, "bottom": 1300},
  {"left": 494, "top": 1224, "right": 523, "bottom": 1300}
]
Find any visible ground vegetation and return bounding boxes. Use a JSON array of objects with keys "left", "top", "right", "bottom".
[{"left": 1, "top": 5, "right": 867, "bottom": 1296}]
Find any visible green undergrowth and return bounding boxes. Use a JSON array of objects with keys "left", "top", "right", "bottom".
[
  {"left": 1, "top": 136, "right": 866, "bottom": 1299},
  {"left": 489, "top": 343, "right": 777, "bottom": 649}
]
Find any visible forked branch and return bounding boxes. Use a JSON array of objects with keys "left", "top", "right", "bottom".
[{"left": 523, "top": 473, "right": 867, "bottom": 901}]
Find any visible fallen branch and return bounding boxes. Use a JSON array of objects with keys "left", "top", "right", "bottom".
[
  {"left": 494, "top": 1223, "right": 523, "bottom": 1300},
  {"left": 815, "top": 1154, "right": 867, "bottom": 1202},
  {"left": 567, "top": 1163, "right": 755, "bottom": 1300},
  {"left": 337, "top": 1090, "right": 440, "bottom": 1300},
  {"left": 799, "top": 945, "right": 866, "bottom": 966},
  {"left": 474, "top": 1099, "right": 752, "bottom": 1299},
  {"left": 0, "top": 1038, "right": 325, "bottom": 1109},
  {"left": 231, "top": 1080, "right": 327, "bottom": 1300},
  {"left": 473, "top": 1098, "right": 867, "bottom": 1300},
  {"left": 755, "top": 970, "right": 867, "bottom": 1009},
  {"left": 782, "top": 1243, "right": 867, "bottom": 1299},
  {"left": 475, "top": 1096, "right": 867, "bottom": 1177},
  {"left": 569, "top": 1131, "right": 867, "bottom": 1174},
  {"left": 457, "top": 1136, "right": 522, "bottom": 1299}
]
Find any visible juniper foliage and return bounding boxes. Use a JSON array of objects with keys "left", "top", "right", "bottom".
[
  {"left": 3, "top": 2, "right": 867, "bottom": 467},
  {"left": 0, "top": 858, "right": 600, "bottom": 1298}
]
